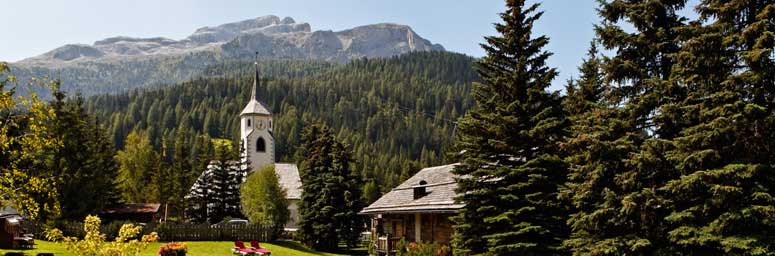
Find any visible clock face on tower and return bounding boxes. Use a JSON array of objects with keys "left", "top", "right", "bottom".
[{"left": 257, "top": 119, "right": 265, "bottom": 130}]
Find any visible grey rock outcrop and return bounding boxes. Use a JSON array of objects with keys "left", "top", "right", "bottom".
[{"left": 10, "top": 15, "right": 445, "bottom": 96}]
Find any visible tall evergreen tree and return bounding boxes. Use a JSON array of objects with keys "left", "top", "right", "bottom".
[
  {"left": 185, "top": 166, "right": 212, "bottom": 223},
  {"left": 330, "top": 139, "right": 364, "bottom": 249},
  {"left": 47, "top": 90, "right": 121, "bottom": 219},
  {"left": 297, "top": 123, "right": 362, "bottom": 251},
  {"left": 564, "top": 0, "right": 688, "bottom": 255},
  {"left": 298, "top": 124, "right": 338, "bottom": 251},
  {"left": 207, "top": 139, "right": 243, "bottom": 223},
  {"left": 659, "top": 1, "right": 775, "bottom": 254},
  {"left": 451, "top": 0, "right": 568, "bottom": 254},
  {"left": 561, "top": 41, "right": 634, "bottom": 255}
]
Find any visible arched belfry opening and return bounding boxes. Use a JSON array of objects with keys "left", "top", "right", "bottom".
[{"left": 256, "top": 137, "right": 266, "bottom": 152}]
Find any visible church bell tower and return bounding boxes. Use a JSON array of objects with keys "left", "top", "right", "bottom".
[{"left": 240, "top": 56, "right": 274, "bottom": 172}]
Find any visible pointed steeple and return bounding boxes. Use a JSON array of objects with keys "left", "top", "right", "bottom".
[
  {"left": 251, "top": 51, "right": 259, "bottom": 101},
  {"left": 241, "top": 51, "right": 272, "bottom": 116}
]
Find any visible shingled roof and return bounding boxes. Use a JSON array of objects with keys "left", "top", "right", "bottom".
[
  {"left": 102, "top": 203, "right": 161, "bottom": 214},
  {"left": 360, "top": 163, "right": 463, "bottom": 214},
  {"left": 275, "top": 163, "right": 302, "bottom": 200},
  {"left": 240, "top": 99, "right": 272, "bottom": 116}
]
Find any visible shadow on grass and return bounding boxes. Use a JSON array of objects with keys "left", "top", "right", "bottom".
[{"left": 270, "top": 240, "right": 367, "bottom": 256}]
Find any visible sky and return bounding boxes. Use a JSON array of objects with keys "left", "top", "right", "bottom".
[{"left": 2, "top": 0, "right": 602, "bottom": 88}]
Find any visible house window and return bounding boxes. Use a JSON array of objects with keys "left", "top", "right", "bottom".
[
  {"left": 256, "top": 137, "right": 266, "bottom": 152},
  {"left": 247, "top": 119, "right": 251, "bottom": 127}
]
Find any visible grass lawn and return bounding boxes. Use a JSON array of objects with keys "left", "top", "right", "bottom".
[{"left": 0, "top": 240, "right": 366, "bottom": 256}]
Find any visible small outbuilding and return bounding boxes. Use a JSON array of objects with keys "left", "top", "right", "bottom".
[
  {"left": 360, "top": 164, "right": 463, "bottom": 255},
  {"left": 0, "top": 212, "right": 33, "bottom": 249},
  {"left": 100, "top": 203, "right": 161, "bottom": 224}
]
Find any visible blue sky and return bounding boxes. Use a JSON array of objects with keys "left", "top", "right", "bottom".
[{"left": 2, "top": 0, "right": 603, "bottom": 89}]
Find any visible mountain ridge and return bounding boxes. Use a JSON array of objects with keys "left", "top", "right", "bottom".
[
  {"left": 16, "top": 15, "right": 444, "bottom": 65},
  {"left": 8, "top": 15, "right": 445, "bottom": 97}
]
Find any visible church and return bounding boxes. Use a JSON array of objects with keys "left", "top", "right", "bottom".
[
  {"left": 188, "top": 61, "right": 302, "bottom": 229},
  {"left": 239, "top": 61, "right": 302, "bottom": 230}
]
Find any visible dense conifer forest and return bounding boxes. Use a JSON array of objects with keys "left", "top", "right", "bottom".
[{"left": 84, "top": 51, "right": 477, "bottom": 194}]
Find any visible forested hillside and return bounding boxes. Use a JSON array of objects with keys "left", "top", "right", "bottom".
[{"left": 85, "top": 51, "right": 477, "bottom": 192}]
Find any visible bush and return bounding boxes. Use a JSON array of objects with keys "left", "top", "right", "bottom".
[
  {"left": 44, "top": 215, "right": 159, "bottom": 256},
  {"left": 158, "top": 242, "right": 188, "bottom": 256},
  {"left": 395, "top": 238, "right": 451, "bottom": 256}
]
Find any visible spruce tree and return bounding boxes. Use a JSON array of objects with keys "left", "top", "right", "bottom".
[
  {"left": 331, "top": 140, "right": 364, "bottom": 249},
  {"left": 564, "top": 0, "right": 688, "bottom": 254},
  {"left": 48, "top": 91, "right": 121, "bottom": 218},
  {"left": 298, "top": 123, "right": 338, "bottom": 251},
  {"left": 660, "top": 1, "right": 775, "bottom": 254},
  {"left": 297, "top": 123, "right": 362, "bottom": 251},
  {"left": 451, "top": 0, "right": 568, "bottom": 254},
  {"left": 560, "top": 41, "right": 634, "bottom": 255},
  {"left": 207, "top": 139, "right": 242, "bottom": 223}
]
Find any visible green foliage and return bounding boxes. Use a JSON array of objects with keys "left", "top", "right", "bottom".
[
  {"left": 362, "top": 180, "right": 381, "bottom": 205},
  {"left": 45, "top": 215, "right": 159, "bottom": 256},
  {"left": 656, "top": 1, "right": 775, "bottom": 254},
  {"left": 561, "top": 0, "right": 689, "bottom": 255},
  {"left": 240, "top": 165, "right": 290, "bottom": 238},
  {"left": 184, "top": 139, "right": 245, "bottom": 224},
  {"left": 0, "top": 62, "right": 61, "bottom": 221},
  {"left": 47, "top": 90, "right": 121, "bottom": 219},
  {"left": 395, "top": 238, "right": 451, "bottom": 256},
  {"left": 84, "top": 51, "right": 476, "bottom": 194},
  {"left": 451, "top": 1, "right": 568, "bottom": 254},
  {"left": 115, "top": 131, "right": 160, "bottom": 203},
  {"left": 297, "top": 123, "right": 364, "bottom": 251}
]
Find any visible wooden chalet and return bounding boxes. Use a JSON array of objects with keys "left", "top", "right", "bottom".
[{"left": 360, "top": 164, "right": 463, "bottom": 255}]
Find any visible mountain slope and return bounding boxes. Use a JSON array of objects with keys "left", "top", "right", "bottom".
[
  {"left": 9, "top": 15, "right": 444, "bottom": 96},
  {"left": 84, "top": 51, "right": 476, "bottom": 191}
]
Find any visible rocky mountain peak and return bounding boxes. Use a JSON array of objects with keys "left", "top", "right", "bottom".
[{"left": 16, "top": 15, "right": 444, "bottom": 66}]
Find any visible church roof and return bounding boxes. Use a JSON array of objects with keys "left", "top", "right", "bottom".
[
  {"left": 275, "top": 163, "right": 302, "bottom": 200},
  {"left": 241, "top": 99, "right": 272, "bottom": 116},
  {"left": 241, "top": 58, "right": 272, "bottom": 116}
]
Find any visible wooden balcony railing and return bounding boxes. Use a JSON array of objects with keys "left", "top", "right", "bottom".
[{"left": 375, "top": 236, "right": 401, "bottom": 255}]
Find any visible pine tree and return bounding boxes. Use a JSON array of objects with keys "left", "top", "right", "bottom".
[
  {"left": 331, "top": 140, "right": 364, "bottom": 249},
  {"left": 185, "top": 166, "right": 212, "bottom": 223},
  {"left": 48, "top": 91, "right": 121, "bottom": 219},
  {"left": 298, "top": 123, "right": 338, "bottom": 251},
  {"left": 659, "top": 1, "right": 775, "bottom": 254},
  {"left": 297, "top": 123, "right": 362, "bottom": 251},
  {"left": 451, "top": 0, "right": 568, "bottom": 254},
  {"left": 564, "top": 0, "right": 689, "bottom": 254},
  {"left": 560, "top": 41, "right": 634, "bottom": 255},
  {"left": 362, "top": 180, "right": 381, "bottom": 205}
]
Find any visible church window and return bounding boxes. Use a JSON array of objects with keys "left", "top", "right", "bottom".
[
  {"left": 269, "top": 120, "right": 272, "bottom": 128},
  {"left": 256, "top": 137, "right": 266, "bottom": 152},
  {"left": 247, "top": 118, "right": 251, "bottom": 127}
]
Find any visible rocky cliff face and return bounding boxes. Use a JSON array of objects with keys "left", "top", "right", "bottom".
[
  {"left": 9, "top": 15, "right": 444, "bottom": 97},
  {"left": 18, "top": 15, "right": 443, "bottom": 65}
]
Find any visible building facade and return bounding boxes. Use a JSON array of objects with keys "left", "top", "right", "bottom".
[
  {"left": 360, "top": 164, "right": 463, "bottom": 255},
  {"left": 240, "top": 61, "right": 302, "bottom": 230}
]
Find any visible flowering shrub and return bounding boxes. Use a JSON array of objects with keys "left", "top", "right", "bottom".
[
  {"left": 158, "top": 242, "right": 188, "bottom": 256},
  {"left": 45, "top": 215, "right": 158, "bottom": 256},
  {"left": 396, "top": 238, "right": 451, "bottom": 256}
]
